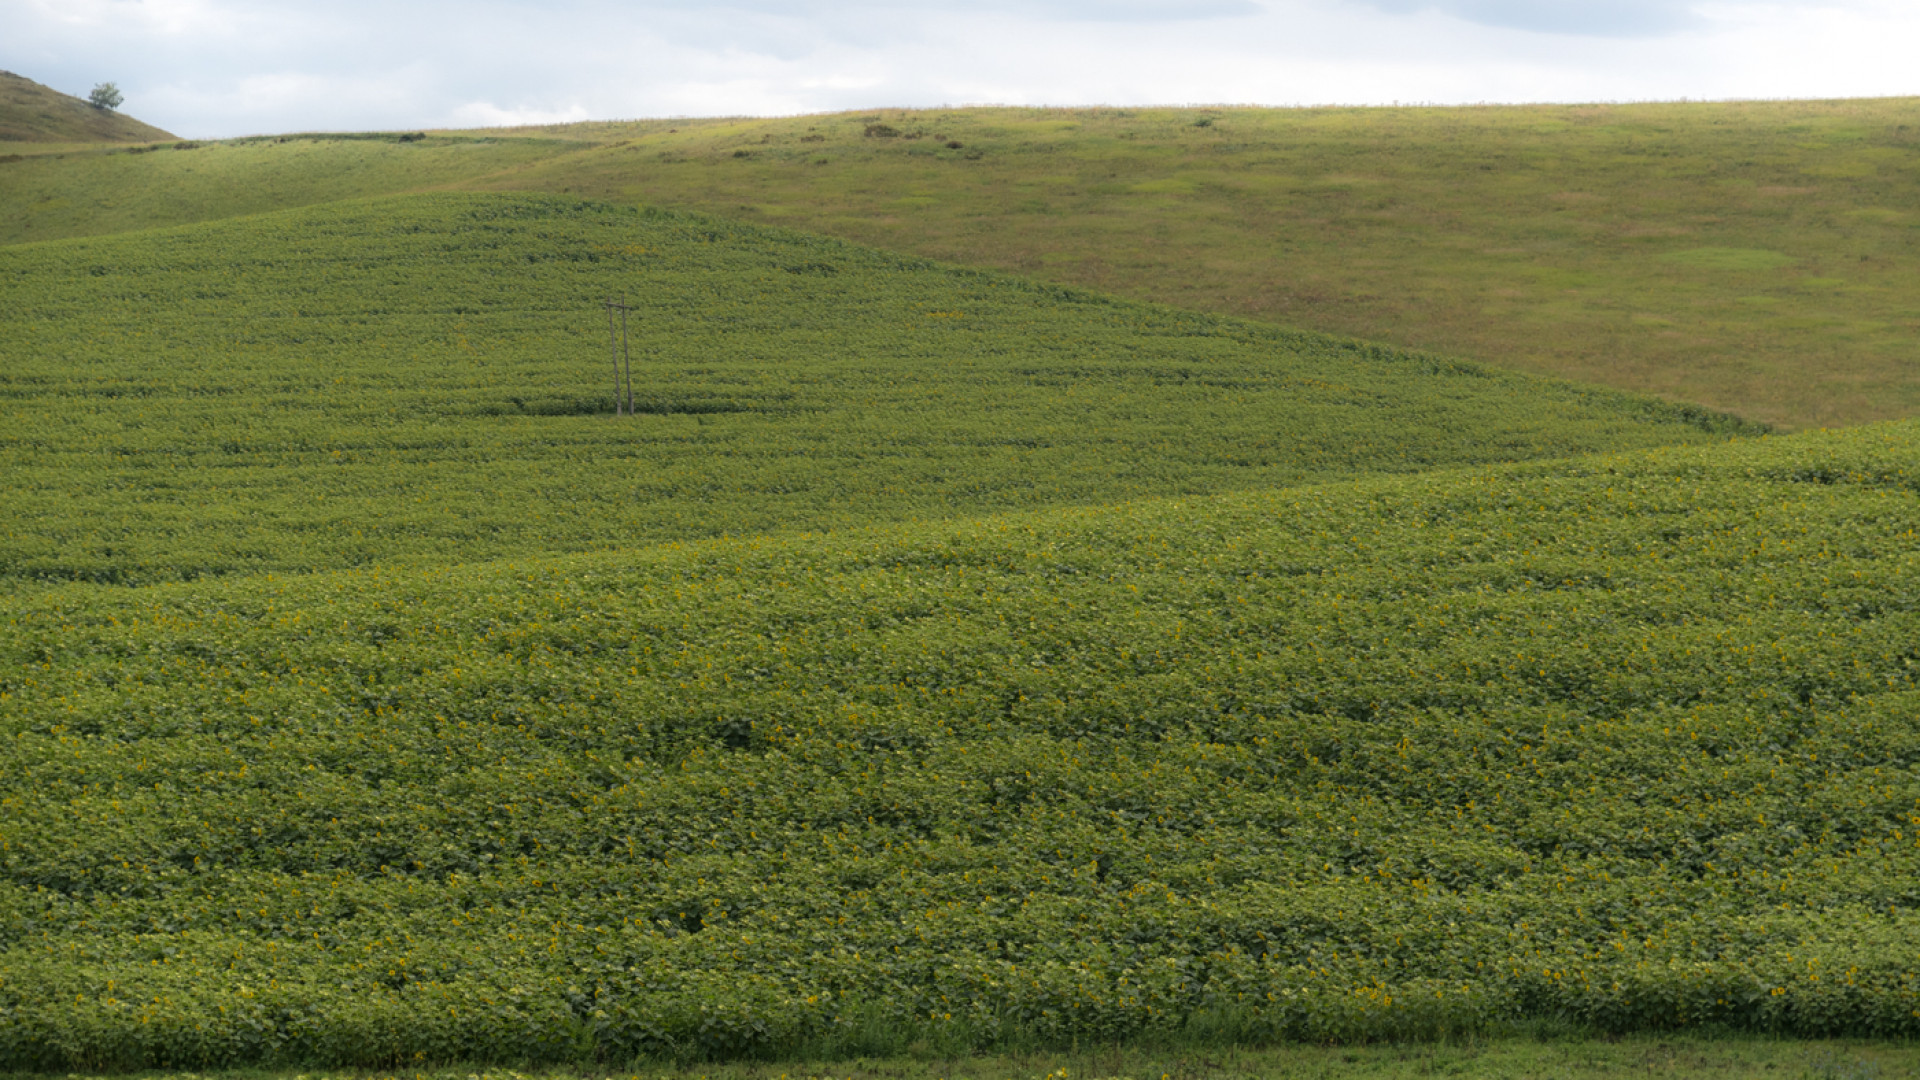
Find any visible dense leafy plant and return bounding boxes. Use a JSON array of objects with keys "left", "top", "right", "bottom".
[
  {"left": 4, "top": 188, "right": 1907, "bottom": 1071},
  {"left": 2, "top": 421, "right": 1917, "bottom": 1068}
]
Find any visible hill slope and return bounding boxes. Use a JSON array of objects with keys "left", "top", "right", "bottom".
[
  {"left": 3, "top": 422, "right": 1918, "bottom": 1068},
  {"left": 0, "top": 132, "right": 574, "bottom": 244},
  {"left": 0, "top": 192, "right": 1747, "bottom": 588},
  {"left": 5, "top": 100, "right": 1919, "bottom": 429},
  {"left": 474, "top": 101, "right": 1920, "bottom": 431},
  {"left": 0, "top": 70, "right": 175, "bottom": 143}
]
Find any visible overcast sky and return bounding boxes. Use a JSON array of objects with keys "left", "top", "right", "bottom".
[{"left": 4, "top": 0, "right": 1916, "bottom": 137}]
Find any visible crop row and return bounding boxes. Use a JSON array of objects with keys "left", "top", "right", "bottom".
[
  {"left": 0, "top": 193, "right": 1751, "bottom": 588},
  {"left": 2, "top": 422, "right": 1917, "bottom": 1066}
]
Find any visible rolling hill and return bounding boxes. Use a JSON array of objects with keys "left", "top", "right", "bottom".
[
  {"left": 4, "top": 89, "right": 1920, "bottom": 1075},
  {"left": 4, "top": 99, "right": 1920, "bottom": 429},
  {"left": 0, "top": 70, "right": 175, "bottom": 144},
  {"left": 0, "top": 191, "right": 1746, "bottom": 589}
]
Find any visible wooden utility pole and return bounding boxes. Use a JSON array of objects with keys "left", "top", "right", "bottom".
[
  {"left": 621, "top": 295, "right": 633, "bottom": 416},
  {"left": 604, "top": 297, "right": 634, "bottom": 416}
]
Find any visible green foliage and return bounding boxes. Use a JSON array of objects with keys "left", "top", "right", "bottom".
[
  {"left": 0, "top": 192, "right": 1744, "bottom": 589},
  {"left": 3, "top": 421, "right": 1919, "bottom": 1068},
  {"left": 86, "top": 84, "right": 123, "bottom": 112},
  {"left": 0, "top": 172, "right": 1906, "bottom": 1072}
]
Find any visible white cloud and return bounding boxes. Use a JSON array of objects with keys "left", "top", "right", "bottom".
[
  {"left": 19, "top": 0, "right": 234, "bottom": 34},
  {"left": 1, "top": 0, "right": 1914, "bottom": 137},
  {"left": 448, "top": 101, "right": 594, "bottom": 128}
]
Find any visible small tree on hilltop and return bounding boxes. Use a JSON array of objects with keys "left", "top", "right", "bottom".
[{"left": 88, "top": 82, "right": 123, "bottom": 111}]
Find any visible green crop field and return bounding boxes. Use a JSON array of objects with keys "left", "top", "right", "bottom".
[
  {"left": 5, "top": 91, "right": 1920, "bottom": 1077},
  {"left": 0, "top": 192, "right": 1741, "bottom": 590},
  {"left": 4, "top": 416, "right": 1920, "bottom": 1068},
  {"left": 7, "top": 99, "right": 1920, "bottom": 429}
]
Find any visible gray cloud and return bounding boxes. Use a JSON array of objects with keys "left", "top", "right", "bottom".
[{"left": 1355, "top": 0, "right": 1698, "bottom": 37}]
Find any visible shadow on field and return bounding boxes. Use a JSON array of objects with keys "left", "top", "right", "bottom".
[{"left": 472, "top": 395, "right": 769, "bottom": 417}]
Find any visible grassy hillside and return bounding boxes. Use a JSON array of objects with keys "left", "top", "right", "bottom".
[
  {"left": 0, "top": 133, "right": 573, "bottom": 245},
  {"left": 3, "top": 421, "right": 1918, "bottom": 1068},
  {"left": 0, "top": 71, "right": 175, "bottom": 144},
  {"left": 6, "top": 105, "right": 1916, "bottom": 1075},
  {"left": 0, "top": 192, "right": 1745, "bottom": 588},
  {"left": 6, "top": 100, "right": 1920, "bottom": 429},
  {"left": 475, "top": 101, "right": 1920, "bottom": 431}
]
